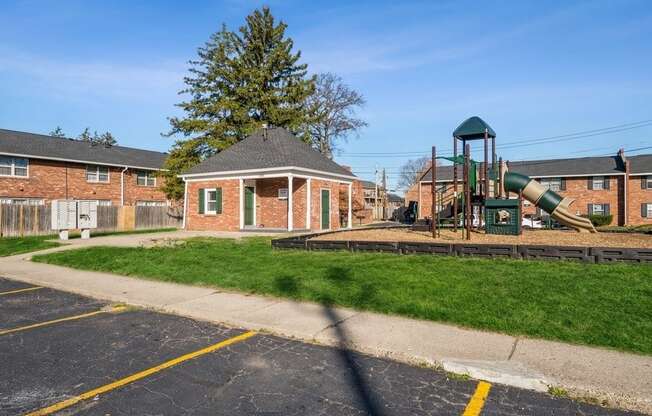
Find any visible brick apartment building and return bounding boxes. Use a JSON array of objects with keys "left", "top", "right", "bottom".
[
  {"left": 180, "top": 127, "right": 357, "bottom": 232},
  {"left": 408, "top": 150, "right": 652, "bottom": 226},
  {"left": 0, "top": 129, "right": 170, "bottom": 207}
]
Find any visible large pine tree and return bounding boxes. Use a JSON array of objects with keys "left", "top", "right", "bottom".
[{"left": 162, "top": 7, "right": 314, "bottom": 200}]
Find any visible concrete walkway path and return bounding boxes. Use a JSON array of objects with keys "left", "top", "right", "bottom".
[{"left": 1, "top": 234, "right": 650, "bottom": 414}]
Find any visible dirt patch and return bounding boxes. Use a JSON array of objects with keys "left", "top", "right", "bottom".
[{"left": 312, "top": 228, "right": 652, "bottom": 248}]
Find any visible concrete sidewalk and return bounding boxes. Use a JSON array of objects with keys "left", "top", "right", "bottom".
[{"left": 1, "top": 248, "right": 650, "bottom": 414}]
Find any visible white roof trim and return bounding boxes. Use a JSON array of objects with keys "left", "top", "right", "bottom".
[
  {"left": 629, "top": 172, "right": 652, "bottom": 176},
  {"left": 0, "top": 151, "right": 165, "bottom": 171},
  {"left": 179, "top": 165, "right": 356, "bottom": 181}
]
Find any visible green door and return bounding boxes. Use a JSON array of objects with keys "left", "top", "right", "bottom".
[
  {"left": 321, "top": 189, "right": 330, "bottom": 230},
  {"left": 244, "top": 186, "right": 255, "bottom": 226}
]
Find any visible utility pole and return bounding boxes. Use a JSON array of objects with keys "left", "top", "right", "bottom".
[{"left": 382, "top": 168, "right": 388, "bottom": 220}]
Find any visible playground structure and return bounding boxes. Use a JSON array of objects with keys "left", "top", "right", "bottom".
[{"left": 429, "top": 116, "right": 596, "bottom": 240}]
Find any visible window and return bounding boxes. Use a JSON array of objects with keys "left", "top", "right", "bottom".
[
  {"left": 136, "top": 170, "right": 156, "bottom": 187},
  {"left": 540, "top": 178, "right": 562, "bottom": 191},
  {"left": 591, "top": 176, "right": 605, "bottom": 190},
  {"left": 591, "top": 204, "right": 605, "bottom": 215},
  {"left": 205, "top": 188, "right": 222, "bottom": 214},
  {"left": 0, "top": 198, "right": 44, "bottom": 206},
  {"left": 86, "top": 165, "right": 109, "bottom": 183},
  {"left": 76, "top": 199, "right": 112, "bottom": 206},
  {"left": 136, "top": 200, "right": 167, "bottom": 207},
  {"left": 0, "top": 156, "right": 28, "bottom": 177},
  {"left": 643, "top": 203, "right": 652, "bottom": 218},
  {"left": 278, "top": 188, "right": 288, "bottom": 199},
  {"left": 645, "top": 176, "right": 652, "bottom": 189}
]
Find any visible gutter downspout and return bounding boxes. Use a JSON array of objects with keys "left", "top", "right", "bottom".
[
  {"left": 120, "top": 167, "right": 128, "bottom": 206},
  {"left": 182, "top": 179, "right": 188, "bottom": 229}
]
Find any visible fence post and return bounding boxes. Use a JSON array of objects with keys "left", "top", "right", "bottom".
[{"left": 19, "top": 205, "right": 24, "bottom": 237}]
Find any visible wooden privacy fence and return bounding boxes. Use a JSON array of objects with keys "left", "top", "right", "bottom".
[{"left": 0, "top": 205, "right": 181, "bottom": 237}]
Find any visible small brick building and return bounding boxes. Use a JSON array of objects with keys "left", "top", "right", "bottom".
[
  {"left": 0, "top": 129, "right": 170, "bottom": 207},
  {"left": 409, "top": 150, "right": 652, "bottom": 226},
  {"left": 180, "top": 127, "right": 357, "bottom": 232}
]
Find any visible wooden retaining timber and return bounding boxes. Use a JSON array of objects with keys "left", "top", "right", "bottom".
[{"left": 272, "top": 233, "right": 652, "bottom": 264}]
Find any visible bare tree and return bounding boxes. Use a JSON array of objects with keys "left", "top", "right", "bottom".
[
  {"left": 306, "top": 73, "right": 367, "bottom": 158},
  {"left": 398, "top": 156, "right": 431, "bottom": 190}
]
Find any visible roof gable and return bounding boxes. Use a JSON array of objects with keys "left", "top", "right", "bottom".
[
  {"left": 0, "top": 129, "right": 167, "bottom": 170},
  {"left": 184, "top": 127, "right": 355, "bottom": 178}
]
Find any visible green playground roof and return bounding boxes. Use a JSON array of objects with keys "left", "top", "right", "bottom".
[{"left": 453, "top": 116, "right": 496, "bottom": 140}]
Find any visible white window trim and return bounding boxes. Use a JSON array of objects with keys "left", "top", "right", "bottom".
[
  {"left": 592, "top": 204, "right": 606, "bottom": 215},
  {"left": 0, "top": 156, "right": 29, "bottom": 178},
  {"left": 136, "top": 170, "right": 157, "bottom": 187},
  {"left": 76, "top": 199, "right": 112, "bottom": 206},
  {"left": 86, "top": 165, "right": 110, "bottom": 183},
  {"left": 136, "top": 200, "right": 167, "bottom": 207},
  {"left": 592, "top": 176, "right": 605, "bottom": 190},
  {"left": 646, "top": 177, "right": 652, "bottom": 189},
  {"left": 540, "top": 177, "right": 562, "bottom": 192},
  {"left": 646, "top": 203, "right": 652, "bottom": 218},
  {"left": 205, "top": 188, "right": 218, "bottom": 215},
  {"left": 0, "top": 197, "right": 44, "bottom": 205}
]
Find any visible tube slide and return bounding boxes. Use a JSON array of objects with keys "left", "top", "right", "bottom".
[{"left": 503, "top": 172, "right": 596, "bottom": 233}]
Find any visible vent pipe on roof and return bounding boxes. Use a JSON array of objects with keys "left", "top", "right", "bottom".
[{"left": 261, "top": 122, "right": 268, "bottom": 140}]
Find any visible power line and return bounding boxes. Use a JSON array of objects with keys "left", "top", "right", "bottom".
[{"left": 337, "top": 118, "right": 652, "bottom": 156}]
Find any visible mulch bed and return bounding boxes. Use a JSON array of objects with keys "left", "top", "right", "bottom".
[{"left": 312, "top": 228, "right": 652, "bottom": 248}]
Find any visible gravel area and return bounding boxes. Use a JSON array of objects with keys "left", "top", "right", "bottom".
[{"left": 313, "top": 228, "right": 652, "bottom": 248}]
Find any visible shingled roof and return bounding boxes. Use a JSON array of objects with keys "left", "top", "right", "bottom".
[
  {"left": 418, "top": 153, "right": 651, "bottom": 182},
  {"left": 0, "top": 128, "right": 167, "bottom": 170},
  {"left": 183, "top": 127, "right": 356, "bottom": 178},
  {"left": 629, "top": 154, "right": 652, "bottom": 175}
]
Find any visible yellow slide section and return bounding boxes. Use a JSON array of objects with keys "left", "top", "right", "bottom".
[{"left": 550, "top": 197, "right": 597, "bottom": 233}]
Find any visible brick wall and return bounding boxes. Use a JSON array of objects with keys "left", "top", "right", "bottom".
[
  {"left": 184, "top": 177, "right": 343, "bottom": 232},
  {"left": 310, "top": 179, "right": 341, "bottom": 231},
  {"left": 0, "top": 158, "right": 168, "bottom": 206},
  {"left": 185, "top": 179, "right": 240, "bottom": 231},
  {"left": 628, "top": 175, "right": 652, "bottom": 226}
]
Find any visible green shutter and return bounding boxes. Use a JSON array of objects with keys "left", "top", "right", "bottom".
[
  {"left": 559, "top": 178, "right": 566, "bottom": 191},
  {"left": 587, "top": 178, "right": 592, "bottom": 190},
  {"left": 198, "top": 188, "right": 205, "bottom": 214},
  {"left": 604, "top": 177, "right": 610, "bottom": 190},
  {"left": 643, "top": 203, "right": 648, "bottom": 218},
  {"left": 643, "top": 176, "right": 647, "bottom": 190},
  {"left": 215, "top": 188, "right": 222, "bottom": 214}
]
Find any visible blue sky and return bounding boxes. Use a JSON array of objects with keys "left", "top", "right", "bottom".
[{"left": 1, "top": 0, "right": 651, "bottom": 191}]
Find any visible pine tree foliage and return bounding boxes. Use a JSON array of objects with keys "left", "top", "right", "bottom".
[
  {"left": 49, "top": 126, "right": 66, "bottom": 138},
  {"left": 162, "top": 6, "right": 315, "bottom": 200}
]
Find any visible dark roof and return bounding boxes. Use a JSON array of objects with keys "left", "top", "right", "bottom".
[
  {"left": 0, "top": 128, "right": 167, "bottom": 170},
  {"left": 453, "top": 116, "right": 496, "bottom": 140},
  {"left": 629, "top": 154, "right": 652, "bottom": 174},
  {"left": 360, "top": 180, "right": 376, "bottom": 189},
  {"left": 419, "top": 153, "right": 636, "bottom": 182},
  {"left": 387, "top": 193, "right": 404, "bottom": 203},
  {"left": 507, "top": 155, "right": 623, "bottom": 177},
  {"left": 184, "top": 127, "right": 355, "bottom": 178}
]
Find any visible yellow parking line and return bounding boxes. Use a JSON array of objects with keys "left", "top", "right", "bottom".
[
  {"left": 462, "top": 381, "right": 492, "bottom": 416},
  {"left": 0, "top": 306, "right": 127, "bottom": 336},
  {"left": 25, "top": 330, "right": 256, "bottom": 416},
  {"left": 0, "top": 286, "right": 43, "bottom": 296}
]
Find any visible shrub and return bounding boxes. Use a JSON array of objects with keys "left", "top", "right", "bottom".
[{"left": 588, "top": 214, "right": 613, "bottom": 227}]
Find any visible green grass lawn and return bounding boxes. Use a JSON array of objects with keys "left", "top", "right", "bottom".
[
  {"left": 0, "top": 235, "right": 60, "bottom": 256},
  {"left": 0, "top": 228, "right": 176, "bottom": 257},
  {"left": 33, "top": 237, "right": 652, "bottom": 355}
]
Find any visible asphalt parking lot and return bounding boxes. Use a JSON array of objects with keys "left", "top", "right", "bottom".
[{"left": 0, "top": 277, "right": 641, "bottom": 416}]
